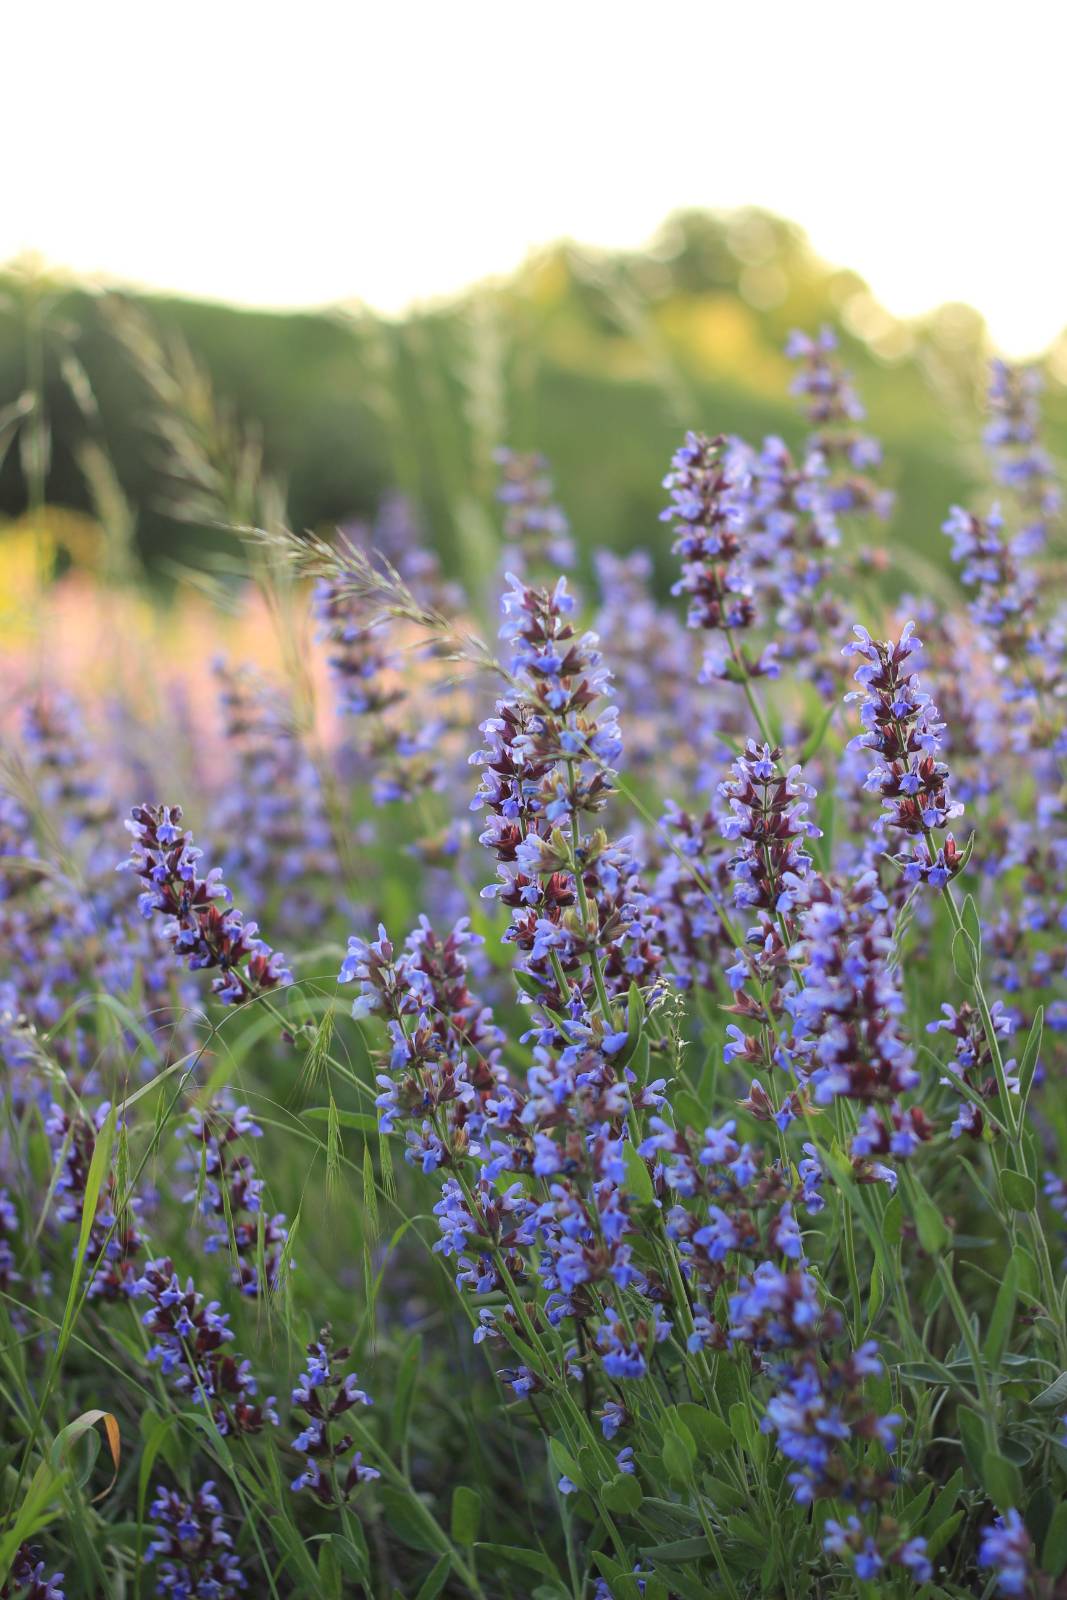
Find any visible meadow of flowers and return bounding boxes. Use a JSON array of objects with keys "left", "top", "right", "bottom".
[{"left": 1, "top": 316, "right": 1066, "bottom": 1600}]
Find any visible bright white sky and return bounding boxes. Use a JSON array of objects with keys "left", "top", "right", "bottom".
[{"left": 6, "top": 2, "right": 1065, "bottom": 355}]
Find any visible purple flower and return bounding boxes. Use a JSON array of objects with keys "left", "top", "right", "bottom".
[
  {"left": 133, "top": 1257, "right": 277, "bottom": 1435},
  {"left": 985, "top": 359, "right": 1060, "bottom": 546},
  {"left": 120, "top": 804, "right": 292, "bottom": 1004},
  {"left": 179, "top": 1095, "right": 288, "bottom": 1296},
  {"left": 44, "top": 1099, "right": 145, "bottom": 1300},
  {"left": 145, "top": 1479, "right": 246, "bottom": 1597},
  {"left": 843, "top": 623, "right": 964, "bottom": 884},
  {"left": 211, "top": 660, "right": 337, "bottom": 935},
  {"left": 288, "top": 1332, "right": 376, "bottom": 1505},
  {"left": 662, "top": 432, "right": 758, "bottom": 637},
  {"left": 5, "top": 1544, "right": 65, "bottom": 1599},
  {"left": 340, "top": 915, "right": 509, "bottom": 1166},
  {"left": 785, "top": 328, "right": 891, "bottom": 519},
  {"left": 495, "top": 448, "right": 576, "bottom": 574},
  {"left": 471, "top": 574, "right": 661, "bottom": 1008},
  {"left": 978, "top": 1509, "right": 1032, "bottom": 1596}
]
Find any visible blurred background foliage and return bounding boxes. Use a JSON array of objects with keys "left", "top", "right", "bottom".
[{"left": 2, "top": 206, "right": 1066, "bottom": 607}]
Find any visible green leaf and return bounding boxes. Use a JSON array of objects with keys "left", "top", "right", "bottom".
[
  {"left": 628, "top": 1035, "right": 651, "bottom": 1089},
  {"left": 951, "top": 926, "right": 978, "bottom": 986},
  {"left": 1001, "top": 1435, "right": 1033, "bottom": 1467},
  {"left": 898, "top": 1361, "right": 949, "bottom": 1385},
  {"left": 675, "top": 1403, "right": 734, "bottom": 1456},
  {"left": 59, "top": 1102, "right": 116, "bottom": 1345},
  {"left": 612, "top": 982, "right": 645, "bottom": 1069},
  {"left": 450, "top": 1486, "right": 481, "bottom": 1546},
  {"left": 661, "top": 1433, "right": 695, "bottom": 1487},
  {"left": 1018, "top": 1006, "right": 1044, "bottom": 1112},
  {"left": 800, "top": 699, "right": 836, "bottom": 764},
  {"left": 648, "top": 1569, "right": 715, "bottom": 1600},
  {"left": 333, "top": 1530, "right": 370, "bottom": 1583},
  {"left": 379, "top": 1488, "right": 441, "bottom": 1554},
  {"left": 925, "top": 1510, "right": 964, "bottom": 1562},
  {"left": 961, "top": 894, "right": 982, "bottom": 962},
  {"left": 957, "top": 1406, "right": 986, "bottom": 1480},
  {"left": 956, "top": 829, "right": 977, "bottom": 874},
  {"left": 981, "top": 1448, "right": 1022, "bottom": 1512},
  {"left": 50, "top": 1408, "right": 120, "bottom": 1499},
  {"left": 921, "top": 1467, "right": 964, "bottom": 1536},
  {"left": 416, "top": 1554, "right": 452, "bottom": 1600},
  {"left": 899, "top": 1483, "right": 933, "bottom": 1527},
  {"left": 664, "top": 1409, "right": 698, "bottom": 1466},
  {"left": 639, "top": 1536, "right": 711, "bottom": 1564},
  {"left": 317, "top": 1537, "right": 343, "bottom": 1599},
  {"left": 883, "top": 1191, "right": 903, "bottom": 1246},
  {"left": 983, "top": 1254, "right": 1020, "bottom": 1365},
  {"left": 671, "top": 1090, "right": 706, "bottom": 1136},
  {"left": 639, "top": 1498, "right": 703, "bottom": 1534},
  {"left": 474, "top": 1544, "right": 559, "bottom": 1580},
  {"left": 0, "top": 1458, "right": 70, "bottom": 1580},
  {"left": 728, "top": 1401, "right": 755, "bottom": 1455},
  {"left": 1042, "top": 1502, "right": 1067, "bottom": 1578},
  {"left": 1000, "top": 1168, "right": 1037, "bottom": 1212},
  {"left": 911, "top": 1188, "right": 949, "bottom": 1255},
  {"left": 1032, "top": 1371, "right": 1067, "bottom": 1410},
  {"left": 137, "top": 1411, "right": 178, "bottom": 1560},
  {"left": 602, "top": 1472, "right": 643, "bottom": 1514},
  {"left": 622, "top": 1140, "right": 655, "bottom": 1206},
  {"left": 699, "top": 1475, "right": 747, "bottom": 1512},
  {"left": 549, "top": 1438, "right": 585, "bottom": 1491},
  {"left": 391, "top": 1333, "right": 423, "bottom": 1451},
  {"left": 304, "top": 1106, "right": 379, "bottom": 1133}
]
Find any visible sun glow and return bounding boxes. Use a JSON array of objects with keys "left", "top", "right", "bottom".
[{"left": 7, "top": 0, "right": 1067, "bottom": 355}]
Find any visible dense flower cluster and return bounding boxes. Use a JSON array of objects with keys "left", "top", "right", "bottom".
[
  {"left": 788, "top": 871, "right": 932, "bottom": 1173},
  {"left": 340, "top": 915, "right": 507, "bottom": 1172},
  {"left": 978, "top": 1509, "right": 1032, "bottom": 1596},
  {"left": 495, "top": 448, "right": 576, "bottom": 574},
  {"left": 0, "top": 1189, "right": 19, "bottom": 1299},
  {"left": 943, "top": 360, "right": 1065, "bottom": 767},
  {"left": 985, "top": 359, "right": 1061, "bottom": 549},
  {"left": 942, "top": 503, "right": 1040, "bottom": 659},
  {"left": 288, "top": 1332, "right": 379, "bottom": 1502},
  {"left": 655, "top": 797, "right": 734, "bottom": 993},
  {"left": 661, "top": 433, "right": 778, "bottom": 681},
  {"left": 179, "top": 1096, "right": 289, "bottom": 1295},
  {"left": 724, "top": 435, "right": 843, "bottom": 690},
  {"left": 145, "top": 1481, "right": 246, "bottom": 1598},
  {"left": 592, "top": 549, "right": 702, "bottom": 773},
  {"left": 928, "top": 999, "right": 1017, "bottom": 1139},
  {"left": 469, "top": 574, "right": 661, "bottom": 1009},
  {"left": 822, "top": 1516, "right": 932, "bottom": 1585},
  {"left": 45, "top": 1099, "right": 145, "bottom": 1298},
  {"left": 134, "top": 1257, "right": 278, "bottom": 1434},
  {"left": 7, "top": 324, "right": 1067, "bottom": 1599},
  {"left": 120, "top": 804, "right": 292, "bottom": 1003},
  {"left": 22, "top": 691, "right": 114, "bottom": 850},
  {"left": 1, "top": 1547, "right": 65, "bottom": 1600},
  {"left": 785, "top": 327, "right": 891, "bottom": 519},
  {"left": 212, "top": 661, "right": 336, "bottom": 932},
  {"left": 844, "top": 621, "right": 964, "bottom": 884}
]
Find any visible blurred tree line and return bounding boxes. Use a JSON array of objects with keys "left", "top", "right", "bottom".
[{"left": 1, "top": 208, "right": 1064, "bottom": 602}]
